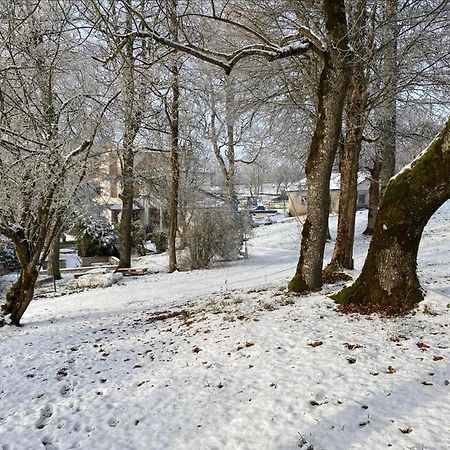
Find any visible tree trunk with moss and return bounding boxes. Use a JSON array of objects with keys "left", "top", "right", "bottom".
[
  {"left": 288, "top": 0, "right": 352, "bottom": 292},
  {"left": 333, "top": 117, "right": 450, "bottom": 313},
  {"left": 363, "top": 158, "right": 382, "bottom": 235}
]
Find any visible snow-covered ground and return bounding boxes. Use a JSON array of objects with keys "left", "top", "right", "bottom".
[{"left": 0, "top": 204, "right": 449, "bottom": 450}]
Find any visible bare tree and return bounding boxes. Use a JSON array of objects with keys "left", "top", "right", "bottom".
[{"left": 0, "top": 0, "right": 108, "bottom": 325}]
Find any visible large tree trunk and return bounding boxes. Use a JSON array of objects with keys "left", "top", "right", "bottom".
[
  {"left": 1, "top": 267, "right": 39, "bottom": 326},
  {"left": 380, "top": 0, "right": 398, "bottom": 194},
  {"left": 333, "top": 117, "right": 450, "bottom": 313},
  {"left": 363, "top": 157, "right": 382, "bottom": 235},
  {"left": 288, "top": 0, "right": 352, "bottom": 292}
]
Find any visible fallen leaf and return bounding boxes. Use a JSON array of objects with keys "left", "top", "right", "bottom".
[
  {"left": 308, "top": 341, "right": 323, "bottom": 347},
  {"left": 416, "top": 342, "right": 430, "bottom": 351},
  {"left": 344, "top": 343, "right": 363, "bottom": 350}
]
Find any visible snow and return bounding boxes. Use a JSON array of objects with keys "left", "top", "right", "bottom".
[{"left": 0, "top": 203, "right": 449, "bottom": 450}]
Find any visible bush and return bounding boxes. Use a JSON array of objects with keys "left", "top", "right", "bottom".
[
  {"left": 131, "top": 223, "right": 147, "bottom": 256},
  {"left": 73, "top": 216, "right": 119, "bottom": 257},
  {"left": 186, "top": 209, "right": 242, "bottom": 269},
  {"left": 0, "top": 236, "right": 19, "bottom": 273},
  {"left": 150, "top": 231, "right": 168, "bottom": 254}
]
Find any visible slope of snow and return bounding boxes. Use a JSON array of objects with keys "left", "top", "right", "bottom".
[{"left": 0, "top": 203, "right": 449, "bottom": 450}]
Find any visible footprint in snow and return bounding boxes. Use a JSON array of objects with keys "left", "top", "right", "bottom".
[
  {"left": 108, "top": 417, "right": 119, "bottom": 427},
  {"left": 41, "top": 435, "right": 58, "bottom": 450},
  {"left": 59, "top": 382, "right": 72, "bottom": 397},
  {"left": 36, "top": 404, "right": 54, "bottom": 429}
]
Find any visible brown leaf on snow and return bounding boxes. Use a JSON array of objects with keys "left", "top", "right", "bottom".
[
  {"left": 308, "top": 341, "right": 323, "bottom": 347},
  {"left": 399, "top": 427, "right": 413, "bottom": 434},
  {"left": 344, "top": 343, "right": 363, "bottom": 350},
  {"left": 416, "top": 342, "right": 430, "bottom": 351},
  {"left": 192, "top": 346, "right": 202, "bottom": 353},
  {"left": 433, "top": 356, "right": 444, "bottom": 361}
]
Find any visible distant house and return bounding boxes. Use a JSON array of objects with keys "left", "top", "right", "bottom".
[{"left": 287, "top": 173, "right": 370, "bottom": 217}]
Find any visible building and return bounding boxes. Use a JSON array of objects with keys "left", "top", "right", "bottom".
[{"left": 287, "top": 173, "right": 370, "bottom": 217}]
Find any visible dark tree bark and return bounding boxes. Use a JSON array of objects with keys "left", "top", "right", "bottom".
[
  {"left": 167, "top": 0, "right": 180, "bottom": 273},
  {"left": 380, "top": 0, "right": 398, "bottom": 194},
  {"left": 288, "top": 0, "right": 352, "bottom": 292},
  {"left": 325, "top": 0, "right": 368, "bottom": 273},
  {"left": 363, "top": 157, "right": 382, "bottom": 235},
  {"left": 167, "top": 60, "right": 180, "bottom": 273},
  {"left": 1, "top": 238, "right": 45, "bottom": 325},
  {"left": 47, "top": 230, "right": 62, "bottom": 280},
  {"left": 2, "top": 268, "right": 39, "bottom": 326},
  {"left": 333, "top": 117, "right": 450, "bottom": 314},
  {"left": 118, "top": 2, "right": 142, "bottom": 269}
]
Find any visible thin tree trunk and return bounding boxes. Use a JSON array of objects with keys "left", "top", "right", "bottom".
[
  {"left": 363, "top": 158, "right": 382, "bottom": 235},
  {"left": 333, "top": 117, "right": 450, "bottom": 313},
  {"left": 47, "top": 230, "right": 62, "bottom": 280},
  {"left": 167, "top": 0, "right": 180, "bottom": 273},
  {"left": 118, "top": 150, "right": 135, "bottom": 268},
  {"left": 326, "top": 0, "right": 368, "bottom": 274},
  {"left": 288, "top": 0, "right": 352, "bottom": 292},
  {"left": 380, "top": 0, "right": 398, "bottom": 194},
  {"left": 118, "top": 2, "right": 141, "bottom": 269}
]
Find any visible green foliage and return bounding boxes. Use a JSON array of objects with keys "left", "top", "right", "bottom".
[
  {"left": 150, "top": 231, "right": 168, "bottom": 254},
  {"left": 73, "top": 216, "right": 119, "bottom": 257}
]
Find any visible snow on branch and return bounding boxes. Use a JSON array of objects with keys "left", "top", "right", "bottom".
[
  {"left": 281, "top": 26, "right": 327, "bottom": 54},
  {"left": 123, "top": 2, "right": 316, "bottom": 74}
]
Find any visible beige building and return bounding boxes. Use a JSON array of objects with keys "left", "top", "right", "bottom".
[{"left": 288, "top": 173, "right": 370, "bottom": 217}]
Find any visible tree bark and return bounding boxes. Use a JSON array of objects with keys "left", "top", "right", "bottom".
[
  {"left": 47, "top": 230, "right": 62, "bottom": 280},
  {"left": 167, "top": 0, "right": 180, "bottom": 273},
  {"left": 168, "top": 62, "right": 180, "bottom": 272},
  {"left": 380, "top": 0, "right": 398, "bottom": 194},
  {"left": 333, "top": 117, "right": 450, "bottom": 314},
  {"left": 326, "top": 0, "right": 368, "bottom": 273},
  {"left": 1, "top": 268, "right": 39, "bottom": 326},
  {"left": 288, "top": 0, "right": 352, "bottom": 292},
  {"left": 118, "top": 2, "right": 141, "bottom": 269},
  {"left": 363, "top": 157, "right": 382, "bottom": 235}
]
